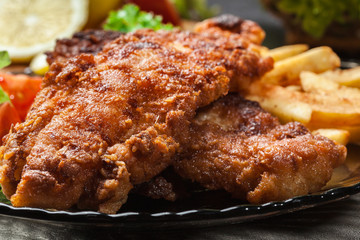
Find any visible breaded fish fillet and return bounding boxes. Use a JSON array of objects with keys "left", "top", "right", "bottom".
[
  {"left": 174, "top": 94, "right": 346, "bottom": 203},
  {"left": 0, "top": 16, "right": 272, "bottom": 213}
]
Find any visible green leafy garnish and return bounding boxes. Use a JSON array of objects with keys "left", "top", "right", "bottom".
[
  {"left": 0, "top": 51, "right": 11, "bottom": 69},
  {"left": 170, "top": 0, "right": 220, "bottom": 21},
  {"left": 103, "top": 4, "right": 174, "bottom": 33},
  {"left": 0, "top": 51, "right": 10, "bottom": 105},
  {"left": 276, "top": 0, "right": 360, "bottom": 38},
  {"left": 0, "top": 187, "right": 10, "bottom": 205},
  {"left": 0, "top": 86, "right": 10, "bottom": 105}
]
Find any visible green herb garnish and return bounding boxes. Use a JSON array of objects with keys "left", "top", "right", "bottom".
[
  {"left": 0, "top": 51, "right": 11, "bottom": 69},
  {"left": 0, "top": 187, "right": 10, "bottom": 205},
  {"left": 276, "top": 0, "right": 360, "bottom": 38},
  {"left": 0, "top": 86, "right": 10, "bottom": 105},
  {"left": 0, "top": 51, "right": 10, "bottom": 105},
  {"left": 103, "top": 4, "right": 174, "bottom": 33},
  {"left": 170, "top": 0, "right": 220, "bottom": 21}
]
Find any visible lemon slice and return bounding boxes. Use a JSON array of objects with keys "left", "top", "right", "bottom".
[{"left": 0, "top": 0, "right": 88, "bottom": 62}]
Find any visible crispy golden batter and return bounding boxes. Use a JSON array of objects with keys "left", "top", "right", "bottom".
[
  {"left": 45, "top": 29, "right": 122, "bottom": 65},
  {"left": 174, "top": 94, "right": 347, "bottom": 203},
  {"left": 194, "top": 14, "right": 265, "bottom": 46},
  {"left": 194, "top": 14, "right": 270, "bottom": 92},
  {"left": 0, "top": 16, "right": 272, "bottom": 213}
]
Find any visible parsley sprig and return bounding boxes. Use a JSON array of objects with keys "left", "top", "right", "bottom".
[{"left": 103, "top": 4, "right": 174, "bottom": 33}]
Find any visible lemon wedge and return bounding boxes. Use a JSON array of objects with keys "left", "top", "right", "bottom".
[{"left": 0, "top": 0, "right": 89, "bottom": 62}]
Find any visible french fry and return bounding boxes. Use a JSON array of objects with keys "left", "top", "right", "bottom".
[
  {"left": 300, "top": 71, "right": 339, "bottom": 93},
  {"left": 310, "top": 111, "right": 360, "bottom": 127},
  {"left": 308, "top": 123, "right": 360, "bottom": 145},
  {"left": 340, "top": 126, "right": 360, "bottom": 145},
  {"left": 251, "top": 44, "right": 270, "bottom": 56},
  {"left": 312, "top": 128, "right": 350, "bottom": 146},
  {"left": 265, "top": 44, "right": 309, "bottom": 62},
  {"left": 261, "top": 46, "right": 341, "bottom": 86},
  {"left": 306, "top": 122, "right": 360, "bottom": 145},
  {"left": 300, "top": 71, "right": 360, "bottom": 126},
  {"left": 246, "top": 82, "right": 312, "bottom": 124},
  {"left": 248, "top": 95, "right": 313, "bottom": 124},
  {"left": 247, "top": 45, "right": 360, "bottom": 145},
  {"left": 319, "top": 66, "right": 360, "bottom": 88},
  {"left": 246, "top": 81, "right": 360, "bottom": 127},
  {"left": 300, "top": 94, "right": 360, "bottom": 127},
  {"left": 300, "top": 71, "right": 360, "bottom": 98}
]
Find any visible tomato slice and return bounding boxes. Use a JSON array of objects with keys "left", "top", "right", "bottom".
[
  {"left": 0, "top": 101, "right": 21, "bottom": 143},
  {"left": 0, "top": 73, "right": 42, "bottom": 121}
]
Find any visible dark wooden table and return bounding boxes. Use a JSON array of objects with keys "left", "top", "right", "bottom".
[{"left": 1, "top": 1, "right": 360, "bottom": 239}]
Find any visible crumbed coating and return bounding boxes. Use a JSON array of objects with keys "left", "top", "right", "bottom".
[
  {"left": 0, "top": 16, "right": 272, "bottom": 213},
  {"left": 45, "top": 29, "right": 122, "bottom": 65},
  {"left": 194, "top": 14, "right": 265, "bottom": 46},
  {"left": 193, "top": 15, "right": 272, "bottom": 92},
  {"left": 174, "top": 94, "right": 347, "bottom": 203}
]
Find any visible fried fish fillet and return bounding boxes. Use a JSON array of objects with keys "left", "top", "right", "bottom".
[
  {"left": 47, "top": 14, "right": 271, "bottom": 92},
  {"left": 174, "top": 94, "right": 347, "bottom": 203},
  {"left": 0, "top": 16, "right": 272, "bottom": 213}
]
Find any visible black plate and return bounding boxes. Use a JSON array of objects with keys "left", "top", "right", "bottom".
[{"left": 1, "top": 145, "right": 360, "bottom": 230}]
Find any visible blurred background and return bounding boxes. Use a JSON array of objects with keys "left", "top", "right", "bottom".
[
  {"left": 208, "top": 0, "right": 285, "bottom": 48},
  {"left": 2, "top": 0, "right": 359, "bottom": 65}
]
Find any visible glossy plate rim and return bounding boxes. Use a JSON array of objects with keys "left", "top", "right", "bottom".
[{"left": 0, "top": 181, "right": 359, "bottom": 229}]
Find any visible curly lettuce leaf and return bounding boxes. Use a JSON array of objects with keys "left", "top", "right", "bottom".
[
  {"left": 276, "top": 0, "right": 360, "bottom": 38},
  {"left": 103, "top": 4, "right": 174, "bottom": 32},
  {"left": 171, "top": 0, "right": 220, "bottom": 21}
]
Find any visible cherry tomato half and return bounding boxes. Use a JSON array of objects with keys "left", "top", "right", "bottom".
[
  {"left": 0, "top": 73, "right": 42, "bottom": 121},
  {"left": 0, "top": 101, "right": 21, "bottom": 143}
]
